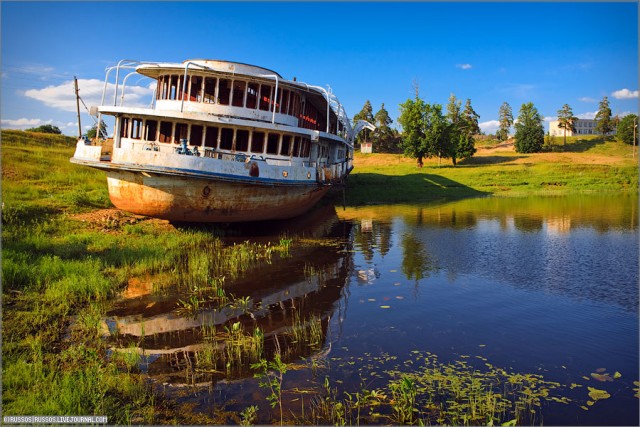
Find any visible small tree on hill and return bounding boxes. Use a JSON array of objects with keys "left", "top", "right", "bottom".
[
  {"left": 26, "top": 124, "right": 61, "bottom": 134},
  {"left": 595, "top": 96, "right": 613, "bottom": 136},
  {"left": 514, "top": 102, "right": 544, "bottom": 153},
  {"left": 498, "top": 102, "right": 513, "bottom": 141},
  {"left": 372, "top": 103, "right": 397, "bottom": 152},
  {"left": 398, "top": 97, "right": 427, "bottom": 167},
  {"left": 556, "top": 104, "right": 577, "bottom": 146},
  {"left": 617, "top": 114, "right": 638, "bottom": 145}
]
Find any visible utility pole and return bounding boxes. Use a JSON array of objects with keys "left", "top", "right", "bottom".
[
  {"left": 633, "top": 116, "right": 637, "bottom": 159},
  {"left": 74, "top": 76, "right": 82, "bottom": 138}
]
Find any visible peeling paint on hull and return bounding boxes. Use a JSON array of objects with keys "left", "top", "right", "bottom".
[{"left": 107, "top": 170, "right": 330, "bottom": 222}]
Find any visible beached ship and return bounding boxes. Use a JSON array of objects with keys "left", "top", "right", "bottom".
[{"left": 71, "top": 59, "right": 374, "bottom": 222}]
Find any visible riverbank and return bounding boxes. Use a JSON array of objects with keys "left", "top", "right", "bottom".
[{"left": 343, "top": 136, "right": 638, "bottom": 205}]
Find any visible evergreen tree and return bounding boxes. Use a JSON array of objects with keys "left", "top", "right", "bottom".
[
  {"left": 556, "top": 104, "right": 577, "bottom": 146},
  {"left": 616, "top": 114, "right": 638, "bottom": 145},
  {"left": 514, "top": 102, "right": 544, "bottom": 153},
  {"left": 353, "top": 100, "right": 375, "bottom": 145},
  {"left": 462, "top": 99, "right": 481, "bottom": 135},
  {"left": 595, "top": 96, "right": 613, "bottom": 136},
  {"left": 497, "top": 102, "right": 513, "bottom": 141},
  {"left": 372, "top": 103, "right": 397, "bottom": 152},
  {"left": 446, "top": 93, "right": 462, "bottom": 125}
]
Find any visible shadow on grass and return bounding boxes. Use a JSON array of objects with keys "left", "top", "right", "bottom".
[
  {"left": 558, "top": 136, "right": 608, "bottom": 153},
  {"left": 343, "top": 172, "right": 487, "bottom": 206},
  {"left": 458, "top": 155, "right": 526, "bottom": 166}
]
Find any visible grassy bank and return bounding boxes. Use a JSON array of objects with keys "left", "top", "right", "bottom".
[
  {"left": 1, "top": 130, "right": 289, "bottom": 423},
  {"left": 345, "top": 136, "right": 638, "bottom": 205}
]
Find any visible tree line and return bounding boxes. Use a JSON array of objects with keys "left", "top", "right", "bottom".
[{"left": 352, "top": 93, "right": 636, "bottom": 166}]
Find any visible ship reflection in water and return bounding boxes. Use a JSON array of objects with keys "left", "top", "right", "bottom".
[{"left": 102, "top": 204, "right": 353, "bottom": 391}]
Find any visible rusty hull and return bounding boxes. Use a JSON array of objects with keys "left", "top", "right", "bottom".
[{"left": 106, "top": 170, "right": 330, "bottom": 222}]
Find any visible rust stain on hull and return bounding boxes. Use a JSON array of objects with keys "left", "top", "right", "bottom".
[{"left": 107, "top": 171, "right": 330, "bottom": 222}]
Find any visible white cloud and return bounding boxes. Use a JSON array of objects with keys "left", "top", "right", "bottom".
[
  {"left": 578, "top": 96, "right": 596, "bottom": 103},
  {"left": 543, "top": 116, "right": 556, "bottom": 122},
  {"left": 456, "top": 63, "right": 472, "bottom": 70},
  {"left": 479, "top": 120, "right": 500, "bottom": 134},
  {"left": 1, "top": 117, "right": 46, "bottom": 127},
  {"left": 611, "top": 88, "right": 638, "bottom": 99},
  {"left": 576, "top": 111, "right": 597, "bottom": 120},
  {"left": 24, "top": 78, "right": 155, "bottom": 113}
]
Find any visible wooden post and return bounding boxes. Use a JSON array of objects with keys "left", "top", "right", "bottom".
[
  {"left": 633, "top": 117, "right": 637, "bottom": 159},
  {"left": 74, "top": 76, "right": 82, "bottom": 138}
]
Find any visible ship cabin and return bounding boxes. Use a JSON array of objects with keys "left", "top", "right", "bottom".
[{"left": 97, "top": 60, "right": 354, "bottom": 179}]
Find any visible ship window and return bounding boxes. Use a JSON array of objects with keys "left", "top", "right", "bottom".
[
  {"left": 169, "top": 75, "right": 179, "bottom": 100},
  {"left": 232, "top": 80, "right": 246, "bottom": 107},
  {"left": 177, "top": 75, "right": 185, "bottom": 101},
  {"left": 280, "top": 134, "right": 291, "bottom": 156},
  {"left": 145, "top": 120, "right": 158, "bottom": 141},
  {"left": 174, "top": 123, "right": 188, "bottom": 144},
  {"left": 291, "top": 93, "right": 302, "bottom": 118},
  {"left": 235, "top": 129, "right": 249, "bottom": 152},
  {"left": 251, "top": 131, "right": 265, "bottom": 153},
  {"left": 220, "top": 128, "right": 234, "bottom": 150},
  {"left": 190, "top": 125, "right": 203, "bottom": 146},
  {"left": 218, "top": 79, "right": 231, "bottom": 105},
  {"left": 292, "top": 136, "right": 301, "bottom": 157},
  {"left": 159, "top": 121, "right": 172, "bottom": 143},
  {"left": 189, "top": 76, "right": 203, "bottom": 102},
  {"left": 266, "top": 133, "right": 280, "bottom": 155},
  {"left": 301, "top": 138, "right": 311, "bottom": 157},
  {"left": 281, "top": 89, "right": 290, "bottom": 114},
  {"left": 246, "top": 82, "right": 259, "bottom": 109},
  {"left": 259, "top": 84, "right": 272, "bottom": 111},
  {"left": 204, "top": 77, "right": 217, "bottom": 103},
  {"left": 156, "top": 76, "right": 165, "bottom": 100},
  {"left": 131, "top": 118, "right": 142, "bottom": 140},
  {"left": 204, "top": 126, "right": 219, "bottom": 148},
  {"left": 120, "top": 117, "right": 129, "bottom": 138}
]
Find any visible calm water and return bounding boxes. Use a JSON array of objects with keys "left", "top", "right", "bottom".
[{"left": 104, "top": 194, "right": 638, "bottom": 425}]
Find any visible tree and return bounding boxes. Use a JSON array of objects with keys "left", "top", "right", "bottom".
[
  {"left": 616, "top": 114, "right": 638, "bottom": 145},
  {"left": 87, "top": 120, "right": 108, "bottom": 139},
  {"left": 372, "top": 103, "right": 397, "bottom": 152},
  {"left": 462, "top": 99, "right": 481, "bottom": 136},
  {"left": 595, "top": 96, "right": 613, "bottom": 136},
  {"left": 26, "top": 124, "right": 61, "bottom": 134},
  {"left": 353, "top": 100, "right": 375, "bottom": 145},
  {"left": 398, "top": 96, "right": 448, "bottom": 167},
  {"left": 556, "top": 104, "right": 577, "bottom": 146},
  {"left": 398, "top": 97, "right": 427, "bottom": 167},
  {"left": 497, "top": 102, "right": 513, "bottom": 141},
  {"left": 445, "top": 95, "right": 477, "bottom": 165},
  {"left": 514, "top": 102, "right": 544, "bottom": 153}
]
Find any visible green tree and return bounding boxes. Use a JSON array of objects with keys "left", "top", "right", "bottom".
[
  {"left": 514, "top": 102, "right": 544, "bottom": 153},
  {"left": 372, "top": 103, "right": 397, "bottom": 152},
  {"left": 595, "top": 96, "right": 613, "bottom": 136},
  {"left": 398, "top": 97, "right": 427, "bottom": 167},
  {"left": 462, "top": 99, "right": 481, "bottom": 135},
  {"left": 353, "top": 100, "right": 375, "bottom": 145},
  {"left": 556, "top": 104, "right": 577, "bottom": 146},
  {"left": 497, "top": 102, "right": 513, "bottom": 141},
  {"left": 26, "top": 124, "right": 61, "bottom": 134},
  {"left": 87, "top": 121, "right": 108, "bottom": 139},
  {"left": 446, "top": 93, "right": 462, "bottom": 125},
  {"left": 616, "top": 114, "right": 638, "bottom": 145},
  {"left": 445, "top": 95, "right": 477, "bottom": 165}
]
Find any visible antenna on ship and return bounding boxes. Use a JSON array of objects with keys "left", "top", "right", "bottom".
[{"left": 74, "top": 76, "right": 82, "bottom": 138}]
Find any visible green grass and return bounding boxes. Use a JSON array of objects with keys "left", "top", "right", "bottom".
[
  {"left": 0, "top": 130, "right": 292, "bottom": 423},
  {"left": 345, "top": 136, "right": 637, "bottom": 205}
]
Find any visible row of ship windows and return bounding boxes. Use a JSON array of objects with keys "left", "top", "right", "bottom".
[
  {"left": 156, "top": 74, "right": 329, "bottom": 131},
  {"left": 120, "top": 117, "right": 312, "bottom": 157}
]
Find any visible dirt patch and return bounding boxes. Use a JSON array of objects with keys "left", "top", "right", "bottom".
[
  {"left": 70, "top": 208, "right": 174, "bottom": 233},
  {"left": 476, "top": 140, "right": 515, "bottom": 153}
]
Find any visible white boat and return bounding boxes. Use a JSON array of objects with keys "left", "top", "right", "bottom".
[{"left": 71, "top": 59, "right": 374, "bottom": 222}]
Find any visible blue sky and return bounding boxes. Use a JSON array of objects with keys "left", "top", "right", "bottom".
[{"left": 1, "top": 1, "right": 638, "bottom": 136}]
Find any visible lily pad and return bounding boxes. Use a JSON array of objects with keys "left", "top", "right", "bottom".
[
  {"left": 380, "top": 305, "right": 391, "bottom": 309},
  {"left": 595, "top": 367, "right": 607, "bottom": 373},
  {"left": 613, "top": 371, "right": 622, "bottom": 379},
  {"left": 588, "top": 386, "right": 611, "bottom": 401},
  {"left": 590, "top": 372, "right": 613, "bottom": 382}
]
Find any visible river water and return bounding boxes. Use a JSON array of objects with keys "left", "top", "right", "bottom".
[{"left": 104, "top": 194, "right": 638, "bottom": 425}]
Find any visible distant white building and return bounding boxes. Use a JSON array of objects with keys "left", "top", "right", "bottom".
[{"left": 549, "top": 118, "right": 616, "bottom": 136}]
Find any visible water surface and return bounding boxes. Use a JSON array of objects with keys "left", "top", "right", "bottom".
[{"left": 105, "top": 194, "right": 638, "bottom": 425}]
